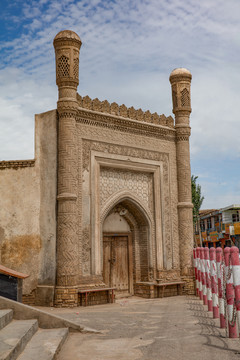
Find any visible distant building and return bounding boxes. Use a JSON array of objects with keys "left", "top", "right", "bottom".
[{"left": 195, "top": 204, "right": 240, "bottom": 248}]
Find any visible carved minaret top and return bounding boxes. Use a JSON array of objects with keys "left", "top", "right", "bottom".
[
  {"left": 53, "top": 30, "right": 82, "bottom": 102},
  {"left": 169, "top": 68, "right": 192, "bottom": 126}
]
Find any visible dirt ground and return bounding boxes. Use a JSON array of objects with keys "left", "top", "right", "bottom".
[{"left": 39, "top": 296, "right": 240, "bottom": 360}]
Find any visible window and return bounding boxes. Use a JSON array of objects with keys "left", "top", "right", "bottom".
[
  {"left": 200, "top": 220, "right": 205, "bottom": 231},
  {"left": 207, "top": 218, "right": 211, "bottom": 230},
  {"left": 232, "top": 213, "right": 239, "bottom": 223}
]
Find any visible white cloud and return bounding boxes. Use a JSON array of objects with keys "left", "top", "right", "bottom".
[{"left": 0, "top": 0, "right": 240, "bottom": 207}]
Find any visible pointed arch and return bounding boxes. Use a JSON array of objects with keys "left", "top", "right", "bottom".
[
  {"left": 100, "top": 191, "right": 155, "bottom": 282},
  {"left": 101, "top": 190, "right": 154, "bottom": 228}
]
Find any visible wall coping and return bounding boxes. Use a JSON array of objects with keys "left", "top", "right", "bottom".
[{"left": 77, "top": 94, "right": 174, "bottom": 129}]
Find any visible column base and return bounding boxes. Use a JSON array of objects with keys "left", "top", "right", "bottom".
[
  {"left": 181, "top": 270, "right": 195, "bottom": 295},
  {"left": 54, "top": 286, "right": 78, "bottom": 307}
]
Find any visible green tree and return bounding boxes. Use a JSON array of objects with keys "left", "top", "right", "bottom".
[
  {"left": 192, "top": 175, "right": 204, "bottom": 246},
  {"left": 191, "top": 175, "right": 204, "bottom": 225}
]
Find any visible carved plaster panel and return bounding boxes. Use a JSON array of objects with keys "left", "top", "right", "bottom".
[
  {"left": 79, "top": 123, "right": 174, "bottom": 156},
  {"left": 80, "top": 137, "right": 174, "bottom": 271},
  {"left": 77, "top": 120, "right": 180, "bottom": 274},
  {"left": 82, "top": 139, "right": 168, "bottom": 172},
  {"left": 100, "top": 168, "right": 153, "bottom": 214}
]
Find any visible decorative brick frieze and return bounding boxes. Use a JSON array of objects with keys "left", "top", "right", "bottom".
[
  {"left": 76, "top": 110, "right": 175, "bottom": 141},
  {"left": 77, "top": 93, "right": 175, "bottom": 129},
  {"left": 0, "top": 160, "right": 35, "bottom": 170}
]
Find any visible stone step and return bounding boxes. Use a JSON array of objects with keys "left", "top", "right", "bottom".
[
  {"left": 0, "top": 319, "right": 38, "bottom": 360},
  {"left": 18, "top": 327, "right": 69, "bottom": 360},
  {"left": 0, "top": 310, "right": 13, "bottom": 330}
]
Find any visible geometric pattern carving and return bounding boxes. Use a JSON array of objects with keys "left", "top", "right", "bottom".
[
  {"left": 78, "top": 114, "right": 175, "bottom": 141},
  {"left": 73, "top": 58, "right": 79, "bottom": 79},
  {"left": 82, "top": 141, "right": 169, "bottom": 172},
  {"left": 0, "top": 160, "right": 35, "bottom": 169},
  {"left": 172, "top": 90, "right": 178, "bottom": 108},
  {"left": 176, "top": 146, "right": 191, "bottom": 203},
  {"left": 152, "top": 112, "right": 159, "bottom": 124},
  {"left": 179, "top": 216, "right": 194, "bottom": 271},
  {"left": 181, "top": 88, "right": 190, "bottom": 107},
  {"left": 81, "top": 227, "right": 91, "bottom": 275},
  {"left": 57, "top": 114, "right": 78, "bottom": 286},
  {"left": 144, "top": 110, "right": 151, "bottom": 122},
  {"left": 57, "top": 210, "right": 78, "bottom": 286},
  {"left": 82, "top": 95, "right": 92, "bottom": 110},
  {"left": 76, "top": 92, "right": 174, "bottom": 129},
  {"left": 100, "top": 168, "right": 153, "bottom": 212},
  {"left": 58, "top": 117, "right": 78, "bottom": 194},
  {"left": 57, "top": 55, "right": 70, "bottom": 78}
]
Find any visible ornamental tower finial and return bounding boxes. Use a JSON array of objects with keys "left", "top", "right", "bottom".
[
  {"left": 169, "top": 68, "right": 192, "bottom": 125},
  {"left": 53, "top": 30, "right": 82, "bottom": 100}
]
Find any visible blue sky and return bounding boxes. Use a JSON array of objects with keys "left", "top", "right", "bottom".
[{"left": 0, "top": 0, "right": 240, "bottom": 209}]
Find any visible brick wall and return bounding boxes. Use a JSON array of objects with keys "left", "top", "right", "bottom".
[
  {"left": 139, "top": 225, "right": 149, "bottom": 281},
  {"left": 181, "top": 275, "right": 195, "bottom": 295},
  {"left": 54, "top": 287, "right": 78, "bottom": 307},
  {"left": 154, "top": 285, "right": 178, "bottom": 298},
  {"left": 78, "top": 290, "right": 114, "bottom": 306},
  {"left": 134, "top": 283, "right": 154, "bottom": 298},
  {"left": 22, "top": 290, "right": 36, "bottom": 306}
]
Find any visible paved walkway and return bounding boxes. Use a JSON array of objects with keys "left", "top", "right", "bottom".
[{"left": 44, "top": 296, "right": 240, "bottom": 360}]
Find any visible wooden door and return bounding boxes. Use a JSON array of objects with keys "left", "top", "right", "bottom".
[
  {"left": 103, "top": 235, "right": 131, "bottom": 294},
  {"left": 103, "top": 236, "right": 112, "bottom": 286}
]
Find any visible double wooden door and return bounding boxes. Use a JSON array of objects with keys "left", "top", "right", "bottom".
[{"left": 103, "top": 234, "right": 133, "bottom": 294}]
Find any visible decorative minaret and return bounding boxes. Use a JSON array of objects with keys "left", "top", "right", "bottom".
[
  {"left": 53, "top": 30, "right": 82, "bottom": 306},
  {"left": 169, "top": 68, "right": 194, "bottom": 281}
]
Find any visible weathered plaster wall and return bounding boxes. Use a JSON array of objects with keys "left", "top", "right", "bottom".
[
  {"left": 35, "top": 110, "right": 57, "bottom": 300},
  {"left": 103, "top": 213, "right": 131, "bottom": 233},
  {"left": 0, "top": 109, "right": 57, "bottom": 298},
  {"left": 0, "top": 164, "right": 40, "bottom": 293}
]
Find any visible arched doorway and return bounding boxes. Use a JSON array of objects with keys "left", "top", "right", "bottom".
[{"left": 102, "top": 198, "right": 152, "bottom": 297}]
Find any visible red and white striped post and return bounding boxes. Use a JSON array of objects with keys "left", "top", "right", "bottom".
[
  {"left": 204, "top": 247, "right": 213, "bottom": 311},
  {"left": 216, "top": 247, "right": 226, "bottom": 328},
  {"left": 230, "top": 246, "right": 240, "bottom": 336},
  {"left": 210, "top": 247, "right": 219, "bottom": 318},
  {"left": 201, "top": 247, "right": 207, "bottom": 305},
  {"left": 224, "top": 247, "right": 237, "bottom": 338},
  {"left": 193, "top": 248, "right": 199, "bottom": 296},
  {"left": 197, "top": 247, "right": 202, "bottom": 300}
]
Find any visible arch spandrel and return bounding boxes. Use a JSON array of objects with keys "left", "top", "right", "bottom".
[{"left": 101, "top": 190, "right": 153, "bottom": 227}]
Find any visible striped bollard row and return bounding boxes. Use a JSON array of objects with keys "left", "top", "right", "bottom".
[
  {"left": 209, "top": 248, "right": 219, "bottom": 318},
  {"left": 193, "top": 246, "right": 240, "bottom": 338},
  {"left": 193, "top": 248, "right": 199, "bottom": 296},
  {"left": 197, "top": 247, "right": 203, "bottom": 300},
  {"left": 204, "top": 247, "right": 213, "bottom": 312},
  {"left": 216, "top": 247, "right": 226, "bottom": 328},
  {"left": 230, "top": 246, "right": 240, "bottom": 337},
  {"left": 201, "top": 248, "right": 207, "bottom": 306},
  {"left": 223, "top": 247, "right": 237, "bottom": 338}
]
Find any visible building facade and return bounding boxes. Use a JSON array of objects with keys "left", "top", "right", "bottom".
[
  {"left": 195, "top": 205, "right": 240, "bottom": 248},
  {"left": 0, "top": 30, "right": 194, "bottom": 306}
]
